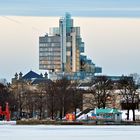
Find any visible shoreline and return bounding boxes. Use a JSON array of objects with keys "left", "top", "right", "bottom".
[{"left": 15, "top": 120, "right": 140, "bottom": 125}]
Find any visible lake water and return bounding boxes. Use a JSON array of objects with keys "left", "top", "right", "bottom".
[{"left": 0, "top": 125, "right": 140, "bottom": 140}]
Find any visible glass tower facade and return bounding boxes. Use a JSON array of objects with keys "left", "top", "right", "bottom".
[{"left": 39, "top": 13, "right": 102, "bottom": 79}]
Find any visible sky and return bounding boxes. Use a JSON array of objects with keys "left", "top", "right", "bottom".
[
  {"left": 1, "top": 0, "right": 140, "bottom": 17},
  {"left": 0, "top": 0, "right": 140, "bottom": 82}
]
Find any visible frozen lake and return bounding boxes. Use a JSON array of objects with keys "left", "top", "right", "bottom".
[{"left": 0, "top": 125, "right": 140, "bottom": 140}]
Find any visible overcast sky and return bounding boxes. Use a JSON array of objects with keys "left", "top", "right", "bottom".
[
  {"left": 1, "top": 0, "right": 140, "bottom": 17},
  {"left": 0, "top": 0, "right": 140, "bottom": 82}
]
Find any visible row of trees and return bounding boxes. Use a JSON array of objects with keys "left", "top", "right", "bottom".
[
  {"left": 0, "top": 75, "right": 140, "bottom": 121},
  {"left": 0, "top": 78, "right": 82, "bottom": 120},
  {"left": 85, "top": 76, "right": 139, "bottom": 121}
]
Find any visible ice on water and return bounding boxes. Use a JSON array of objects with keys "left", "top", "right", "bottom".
[{"left": 0, "top": 125, "right": 140, "bottom": 140}]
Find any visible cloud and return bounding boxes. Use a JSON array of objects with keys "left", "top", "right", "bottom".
[
  {"left": 1, "top": 1, "right": 140, "bottom": 17},
  {"left": 85, "top": 7, "right": 140, "bottom": 12}
]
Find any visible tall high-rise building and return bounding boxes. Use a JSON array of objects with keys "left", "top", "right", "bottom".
[{"left": 39, "top": 13, "right": 102, "bottom": 80}]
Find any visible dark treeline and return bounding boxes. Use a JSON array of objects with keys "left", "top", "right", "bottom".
[
  {"left": 0, "top": 78, "right": 83, "bottom": 120},
  {"left": 0, "top": 75, "right": 139, "bottom": 121}
]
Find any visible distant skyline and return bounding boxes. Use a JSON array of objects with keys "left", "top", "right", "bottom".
[{"left": 0, "top": 0, "right": 140, "bottom": 82}]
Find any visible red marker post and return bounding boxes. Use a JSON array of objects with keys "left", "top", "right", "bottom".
[{"left": 0, "top": 102, "right": 10, "bottom": 121}]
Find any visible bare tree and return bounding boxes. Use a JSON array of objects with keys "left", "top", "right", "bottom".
[
  {"left": 90, "top": 76, "right": 113, "bottom": 109},
  {"left": 35, "top": 84, "right": 47, "bottom": 120},
  {"left": 55, "top": 77, "right": 71, "bottom": 120},
  {"left": 44, "top": 81, "right": 58, "bottom": 120},
  {"left": 70, "top": 82, "right": 83, "bottom": 116},
  {"left": 43, "top": 79, "right": 83, "bottom": 120},
  {"left": 129, "top": 73, "right": 140, "bottom": 85},
  {"left": 23, "top": 90, "right": 37, "bottom": 118},
  {"left": 11, "top": 80, "right": 29, "bottom": 119},
  {"left": 119, "top": 76, "right": 139, "bottom": 121}
]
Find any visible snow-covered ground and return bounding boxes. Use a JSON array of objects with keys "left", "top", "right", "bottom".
[
  {"left": 0, "top": 125, "right": 140, "bottom": 140},
  {"left": 0, "top": 121, "right": 16, "bottom": 125}
]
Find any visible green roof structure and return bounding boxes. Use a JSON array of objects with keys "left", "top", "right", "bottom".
[{"left": 96, "top": 108, "right": 122, "bottom": 114}]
